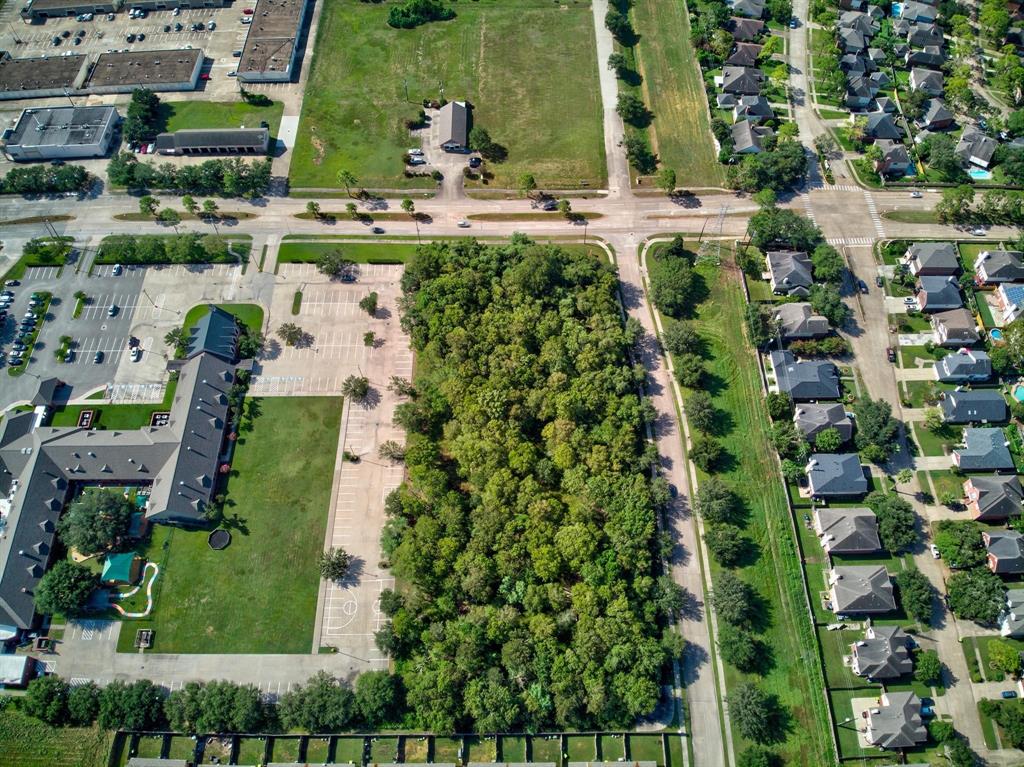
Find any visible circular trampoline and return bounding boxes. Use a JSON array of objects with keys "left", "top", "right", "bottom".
[{"left": 208, "top": 529, "right": 232, "bottom": 550}]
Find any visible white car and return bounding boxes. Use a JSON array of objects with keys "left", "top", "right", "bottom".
[
  {"left": 970, "top": 227, "right": 987, "bottom": 236},
  {"left": 910, "top": 190, "right": 922, "bottom": 198},
  {"left": 457, "top": 220, "right": 470, "bottom": 228},
  {"left": 903, "top": 296, "right": 916, "bottom": 305},
  {"left": 930, "top": 544, "right": 940, "bottom": 559},
  {"left": 130, "top": 347, "right": 142, "bottom": 362},
  {"left": 408, "top": 148, "right": 424, "bottom": 156}
]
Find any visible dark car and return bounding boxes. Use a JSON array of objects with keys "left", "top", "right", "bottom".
[
  {"left": 469, "top": 156, "right": 482, "bottom": 168},
  {"left": 340, "top": 273, "right": 357, "bottom": 283},
  {"left": 126, "top": 33, "right": 136, "bottom": 42},
  {"left": 164, "top": 24, "right": 171, "bottom": 32},
  {"left": 93, "top": 351, "right": 104, "bottom": 364},
  {"left": 371, "top": 226, "right": 385, "bottom": 234},
  {"left": 174, "top": 22, "right": 183, "bottom": 31},
  {"left": 137, "top": 32, "right": 145, "bottom": 40},
  {"left": 1003, "top": 691, "right": 1018, "bottom": 699},
  {"left": 61, "top": 30, "right": 71, "bottom": 38},
  {"left": 875, "top": 274, "right": 883, "bottom": 287},
  {"left": 50, "top": 159, "right": 66, "bottom": 166},
  {"left": 886, "top": 347, "right": 896, "bottom": 363},
  {"left": 858, "top": 279, "right": 868, "bottom": 294}
]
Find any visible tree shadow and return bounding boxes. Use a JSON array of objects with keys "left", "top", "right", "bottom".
[
  {"left": 337, "top": 556, "right": 366, "bottom": 587},
  {"left": 680, "top": 640, "right": 709, "bottom": 686},
  {"left": 678, "top": 587, "right": 704, "bottom": 621},
  {"left": 354, "top": 388, "right": 382, "bottom": 410}
]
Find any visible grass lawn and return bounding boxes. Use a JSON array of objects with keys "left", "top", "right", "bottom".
[
  {"left": 598, "top": 734, "right": 624, "bottom": 761},
  {"left": 501, "top": 735, "right": 527, "bottom": 762},
  {"left": 976, "top": 290, "right": 998, "bottom": 328},
  {"left": 271, "top": 737, "right": 302, "bottom": 762},
  {"left": 892, "top": 312, "right": 932, "bottom": 333},
  {"left": 236, "top": 737, "right": 266, "bottom": 765},
  {"left": 335, "top": 737, "right": 365, "bottom": 763},
  {"left": 0, "top": 710, "right": 112, "bottom": 767},
  {"left": 929, "top": 470, "right": 965, "bottom": 504},
  {"left": 900, "top": 344, "right": 944, "bottom": 368},
  {"left": 818, "top": 108, "right": 849, "bottom": 120},
  {"left": 530, "top": 737, "right": 561, "bottom": 763},
  {"left": 901, "top": 379, "right": 949, "bottom": 408},
  {"left": 631, "top": 0, "right": 725, "bottom": 188},
  {"left": 162, "top": 99, "right": 284, "bottom": 137},
  {"left": 914, "top": 422, "right": 959, "bottom": 457},
  {"left": 677, "top": 256, "right": 833, "bottom": 764},
  {"left": 49, "top": 376, "right": 179, "bottom": 429},
  {"left": 114, "top": 397, "right": 343, "bottom": 653},
  {"left": 627, "top": 734, "right": 663, "bottom": 764},
  {"left": 181, "top": 302, "right": 264, "bottom": 336},
  {"left": 566, "top": 735, "right": 595, "bottom": 761},
  {"left": 0, "top": 237, "right": 73, "bottom": 282},
  {"left": 276, "top": 241, "right": 420, "bottom": 265},
  {"left": 464, "top": 736, "right": 496, "bottom": 763},
  {"left": 306, "top": 737, "right": 331, "bottom": 763},
  {"left": 290, "top": 0, "right": 605, "bottom": 190}
]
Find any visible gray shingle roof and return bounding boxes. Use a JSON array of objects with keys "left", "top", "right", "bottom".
[
  {"left": 438, "top": 100, "right": 468, "bottom": 149},
  {"left": 985, "top": 530, "right": 1024, "bottom": 573},
  {"left": 868, "top": 691, "right": 927, "bottom": 749},
  {"left": 773, "top": 302, "right": 829, "bottom": 339},
  {"left": 186, "top": 304, "right": 240, "bottom": 361},
  {"left": 918, "top": 98, "right": 953, "bottom": 128},
  {"left": 956, "top": 126, "right": 998, "bottom": 167},
  {"left": 966, "top": 474, "right": 1024, "bottom": 521},
  {"left": 942, "top": 390, "right": 1008, "bottom": 424},
  {"left": 931, "top": 308, "right": 980, "bottom": 346},
  {"left": 907, "top": 241, "right": 959, "bottom": 274},
  {"left": 910, "top": 67, "right": 943, "bottom": 95},
  {"left": 721, "top": 66, "right": 765, "bottom": 94},
  {"left": 726, "top": 42, "right": 762, "bottom": 67},
  {"left": 731, "top": 0, "right": 765, "bottom": 17},
  {"left": 767, "top": 250, "right": 812, "bottom": 294},
  {"left": 154, "top": 128, "right": 269, "bottom": 154},
  {"left": 865, "top": 112, "right": 902, "bottom": 140},
  {"left": 830, "top": 565, "right": 896, "bottom": 613},
  {"left": 936, "top": 349, "right": 991, "bottom": 382},
  {"left": 975, "top": 250, "right": 1024, "bottom": 283},
  {"left": 794, "top": 402, "right": 854, "bottom": 442},
  {"left": 770, "top": 350, "right": 841, "bottom": 401},
  {"left": 954, "top": 427, "right": 1014, "bottom": 471},
  {"left": 1001, "top": 588, "right": 1024, "bottom": 637},
  {"left": 816, "top": 507, "right": 881, "bottom": 553},
  {"left": 917, "top": 275, "right": 963, "bottom": 311},
  {"left": 807, "top": 453, "right": 868, "bottom": 497},
  {"left": 852, "top": 625, "right": 913, "bottom": 680}
]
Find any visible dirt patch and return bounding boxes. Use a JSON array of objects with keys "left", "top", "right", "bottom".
[{"left": 311, "top": 134, "right": 326, "bottom": 166}]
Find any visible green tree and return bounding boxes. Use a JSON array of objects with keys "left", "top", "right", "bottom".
[
  {"left": 34, "top": 560, "right": 98, "bottom": 616},
  {"left": 947, "top": 569, "right": 1006, "bottom": 625},
  {"left": 766, "top": 392, "right": 793, "bottom": 421},
  {"left": 518, "top": 173, "right": 537, "bottom": 195},
  {"left": 276, "top": 322, "right": 305, "bottom": 347},
  {"left": 989, "top": 639, "right": 1023, "bottom": 678},
  {"left": 195, "top": 680, "right": 262, "bottom": 733},
  {"left": 341, "top": 375, "right": 370, "bottom": 401},
  {"left": 730, "top": 682, "right": 785, "bottom": 744},
  {"left": 736, "top": 745, "right": 780, "bottom": 767},
  {"left": 278, "top": 671, "right": 354, "bottom": 732},
  {"left": 814, "top": 427, "right": 843, "bottom": 452},
  {"left": 98, "top": 680, "right": 165, "bottom": 731},
  {"left": 687, "top": 390, "right": 717, "bottom": 433},
  {"left": 316, "top": 248, "right": 355, "bottom": 279},
  {"left": 68, "top": 681, "right": 100, "bottom": 726},
  {"left": 809, "top": 283, "right": 850, "bottom": 327},
  {"left": 617, "top": 94, "right": 651, "bottom": 128},
  {"left": 164, "top": 681, "right": 205, "bottom": 734},
  {"left": 657, "top": 167, "right": 677, "bottom": 195},
  {"left": 202, "top": 198, "right": 219, "bottom": 217},
  {"left": 306, "top": 200, "right": 322, "bottom": 219},
  {"left": 867, "top": 492, "right": 917, "bottom": 554},
  {"left": 933, "top": 520, "right": 985, "bottom": 568},
  {"left": 915, "top": 649, "right": 943, "bottom": 685},
  {"left": 138, "top": 195, "right": 159, "bottom": 216},
  {"left": 57, "top": 488, "right": 133, "bottom": 556},
  {"left": 853, "top": 396, "right": 900, "bottom": 462},
  {"left": 747, "top": 207, "right": 822, "bottom": 252},
  {"left": 928, "top": 719, "right": 956, "bottom": 743},
  {"left": 936, "top": 185, "right": 976, "bottom": 224},
  {"left": 718, "top": 624, "right": 763, "bottom": 672},
  {"left": 157, "top": 208, "right": 181, "bottom": 226},
  {"left": 23, "top": 675, "right": 70, "bottom": 725},
  {"left": 895, "top": 567, "right": 936, "bottom": 625},
  {"left": 705, "top": 523, "right": 747, "bottom": 567},
  {"left": 319, "top": 547, "right": 352, "bottom": 581},
  {"left": 674, "top": 353, "right": 705, "bottom": 387},
  {"left": 181, "top": 195, "right": 198, "bottom": 215},
  {"left": 924, "top": 407, "right": 945, "bottom": 432},
  {"left": 401, "top": 198, "right": 415, "bottom": 216},
  {"left": 607, "top": 52, "right": 629, "bottom": 76},
  {"left": 712, "top": 571, "right": 757, "bottom": 626},
  {"left": 337, "top": 169, "right": 358, "bottom": 197},
  {"left": 810, "top": 243, "right": 845, "bottom": 284},
  {"left": 691, "top": 435, "right": 723, "bottom": 472},
  {"left": 694, "top": 477, "right": 739, "bottom": 524},
  {"left": 354, "top": 670, "right": 401, "bottom": 727},
  {"left": 663, "top": 321, "right": 702, "bottom": 356},
  {"left": 359, "top": 292, "right": 379, "bottom": 316}
]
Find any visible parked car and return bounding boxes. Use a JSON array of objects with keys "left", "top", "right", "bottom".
[
  {"left": 340, "top": 273, "right": 356, "bottom": 283},
  {"left": 371, "top": 226, "right": 385, "bottom": 234},
  {"left": 903, "top": 296, "right": 916, "bottom": 305},
  {"left": 112, "top": 263, "right": 123, "bottom": 276},
  {"left": 875, "top": 274, "right": 883, "bottom": 287},
  {"left": 164, "top": 24, "right": 172, "bottom": 32},
  {"left": 970, "top": 227, "right": 987, "bottom": 236},
  {"left": 910, "top": 190, "right": 923, "bottom": 198},
  {"left": 4, "top": 280, "right": 20, "bottom": 287},
  {"left": 107, "top": 304, "right": 118, "bottom": 317},
  {"left": 469, "top": 156, "right": 482, "bottom": 168},
  {"left": 126, "top": 33, "right": 136, "bottom": 42},
  {"left": 408, "top": 157, "right": 426, "bottom": 166},
  {"left": 52, "top": 36, "right": 61, "bottom": 46},
  {"left": 930, "top": 544, "right": 940, "bottom": 558},
  {"left": 93, "top": 351, "right": 104, "bottom": 364},
  {"left": 886, "top": 347, "right": 896, "bottom": 363},
  {"left": 1002, "top": 691, "right": 1018, "bottom": 699},
  {"left": 174, "top": 22, "right": 183, "bottom": 31},
  {"left": 233, "top": 49, "right": 243, "bottom": 56},
  {"left": 457, "top": 220, "right": 470, "bottom": 228},
  {"left": 64, "top": 350, "right": 74, "bottom": 362},
  {"left": 243, "top": 7, "right": 255, "bottom": 13},
  {"left": 173, "top": 6, "right": 180, "bottom": 14},
  {"left": 137, "top": 32, "right": 145, "bottom": 41},
  {"left": 857, "top": 279, "right": 868, "bottom": 294},
  {"left": 408, "top": 148, "right": 424, "bottom": 156},
  {"left": 208, "top": 21, "right": 216, "bottom": 30},
  {"left": 107, "top": 12, "right": 115, "bottom": 20},
  {"left": 130, "top": 347, "right": 141, "bottom": 362},
  {"left": 200, "top": 73, "right": 211, "bottom": 80}
]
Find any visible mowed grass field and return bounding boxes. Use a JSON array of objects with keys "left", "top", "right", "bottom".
[
  {"left": 0, "top": 710, "right": 112, "bottom": 767},
  {"left": 290, "top": 0, "right": 605, "bottom": 190},
  {"left": 632, "top": 0, "right": 725, "bottom": 187},
  {"left": 116, "top": 397, "right": 343, "bottom": 654},
  {"left": 661, "top": 251, "right": 831, "bottom": 763},
  {"left": 162, "top": 100, "right": 284, "bottom": 136}
]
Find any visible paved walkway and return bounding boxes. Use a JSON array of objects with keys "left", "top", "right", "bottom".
[
  {"left": 896, "top": 367, "right": 939, "bottom": 380},
  {"left": 592, "top": 0, "right": 633, "bottom": 198}
]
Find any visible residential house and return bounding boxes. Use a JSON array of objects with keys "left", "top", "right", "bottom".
[
  {"left": 437, "top": 101, "right": 469, "bottom": 152},
  {"left": 868, "top": 70, "right": 891, "bottom": 90},
  {"left": 794, "top": 402, "right": 854, "bottom": 442},
  {"left": 892, "top": 17, "right": 912, "bottom": 35},
  {"left": 916, "top": 275, "right": 962, "bottom": 311},
  {"left": 905, "top": 241, "right": 959, "bottom": 275},
  {"left": 720, "top": 66, "right": 765, "bottom": 95},
  {"left": 847, "top": 75, "right": 875, "bottom": 109},
  {"left": 905, "top": 45, "right": 945, "bottom": 68},
  {"left": 733, "top": 95, "right": 774, "bottom": 123},
  {"left": 829, "top": 565, "right": 896, "bottom": 613},
  {"left": 985, "top": 530, "right": 1024, "bottom": 574},
  {"left": 909, "top": 67, "right": 944, "bottom": 96},
  {"left": 767, "top": 250, "right": 813, "bottom": 296},
  {"left": 974, "top": 250, "right": 1024, "bottom": 284},
  {"left": 907, "top": 21, "right": 943, "bottom": 46},
  {"left": 874, "top": 139, "right": 912, "bottom": 177},
  {"left": 731, "top": 120, "right": 773, "bottom": 153},
  {"left": 839, "top": 26, "right": 868, "bottom": 53},
  {"left": 997, "top": 283, "right": 1024, "bottom": 324},
  {"left": 0, "top": 655, "right": 35, "bottom": 688},
  {"left": 964, "top": 474, "right": 1024, "bottom": 521},
  {"left": 956, "top": 127, "right": 998, "bottom": 168},
  {"left": 864, "top": 112, "right": 902, "bottom": 141},
  {"left": 941, "top": 390, "right": 1008, "bottom": 424},
  {"left": 935, "top": 348, "right": 991, "bottom": 382},
  {"left": 867, "top": 47, "right": 887, "bottom": 67},
  {"left": 916, "top": 99, "right": 954, "bottom": 131},
  {"left": 773, "top": 302, "right": 830, "bottom": 339},
  {"left": 806, "top": 453, "right": 869, "bottom": 497},
  {"left": 999, "top": 588, "right": 1024, "bottom": 637},
  {"left": 839, "top": 10, "right": 879, "bottom": 35},
  {"left": 815, "top": 507, "right": 881, "bottom": 554},
  {"left": 840, "top": 53, "right": 868, "bottom": 73},
  {"left": 729, "top": 16, "right": 766, "bottom": 41},
  {"left": 873, "top": 95, "right": 898, "bottom": 114},
  {"left": 931, "top": 308, "right": 980, "bottom": 346},
  {"left": 865, "top": 692, "right": 928, "bottom": 749},
  {"left": 850, "top": 625, "right": 913, "bottom": 680},
  {"left": 901, "top": 1, "right": 938, "bottom": 22},
  {"left": 770, "top": 350, "right": 842, "bottom": 400},
  {"left": 726, "top": 42, "right": 763, "bottom": 67},
  {"left": 953, "top": 427, "right": 1015, "bottom": 471},
  {"left": 728, "top": 0, "right": 765, "bottom": 18},
  {"left": 716, "top": 93, "right": 738, "bottom": 109}
]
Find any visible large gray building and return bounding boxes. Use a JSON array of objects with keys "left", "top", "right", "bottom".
[
  {"left": 237, "top": 0, "right": 312, "bottom": 83},
  {"left": 155, "top": 127, "right": 270, "bottom": 156},
  {"left": 85, "top": 49, "right": 204, "bottom": 94},
  {"left": 20, "top": 0, "right": 117, "bottom": 19},
  {"left": 0, "top": 54, "right": 89, "bottom": 101},
  {"left": 0, "top": 307, "right": 241, "bottom": 631},
  {"left": 4, "top": 105, "right": 119, "bottom": 162}
]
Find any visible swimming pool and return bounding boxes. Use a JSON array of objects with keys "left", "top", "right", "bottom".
[
  {"left": 992, "top": 328, "right": 1005, "bottom": 341},
  {"left": 892, "top": 2, "right": 903, "bottom": 15},
  {"left": 1014, "top": 383, "right": 1024, "bottom": 403},
  {"left": 970, "top": 167, "right": 993, "bottom": 181}
]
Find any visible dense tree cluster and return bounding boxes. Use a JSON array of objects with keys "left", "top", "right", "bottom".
[
  {"left": 34, "top": 560, "right": 98, "bottom": 617},
  {"left": 107, "top": 152, "right": 271, "bottom": 198},
  {"left": 852, "top": 396, "right": 901, "bottom": 463},
  {"left": 895, "top": 569, "right": 935, "bottom": 625},
  {"left": 377, "top": 238, "right": 671, "bottom": 731},
  {"left": 98, "top": 234, "right": 238, "bottom": 266},
  {"left": 933, "top": 521, "right": 986, "bottom": 569},
  {"left": 647, "top": 238, "right": 704, "bottom": 319},
  {"left": 123, "top": 88, "right": 163, "bottom": 144},
  {"left": 0, "top": 164, "right": 92, "bottom": 195},
  {"left": 387, "top": 0, "right": 455, "bottom": 28},
  {"left": 57, "top": 488, "right": 133, "bottom": 556},
  {"left": 865, "top": 491, "right": 917, "bottom": 554},
  {"left": 727, "top": 139, "right": 808, "bottom": 194},
  {"left": 947, "top": 569, "right": 1006, "bottom": 625}
]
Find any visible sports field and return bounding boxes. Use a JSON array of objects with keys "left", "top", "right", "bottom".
[
  {"left": 632, "top": 0, "right": 725, "bottom": 187},
  {"left": 290, "top": 0, "right": 605, "bottom": 190}
]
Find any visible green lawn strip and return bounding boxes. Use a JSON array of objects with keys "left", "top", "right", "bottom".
[
  {"left": 891, "top": 312, "right": 932, "bottom": 333},
  {"left": 817, "top": 108, "right": 849, "bottom": 120},
  {"left": 167, "top": 736, "right": 196, "bottom": 760},
  {"left": 276, "top": 242, "right": 419, "bottom": 264},
  {"left": 828, "top": 687, "right": 879, "bottom": 759},
  {"left": 49, "top": 379, "right": 178, "bottom": 429},
  {"left": 334, "top": 736, "right": 365, "bottom": 763},
  {"left": 530, "top": 737, "right": 561, "bottom": 763},
  {"left": 900, "top": 379, "right": 955, "bottom": 409},
  {"left": 975, "top": 290, "right": 998, "bottom": 328},
  {"left": 237, "top": 737, "right": 267, "bottom": 765},
  {"left": 114, "top": 397, "right": 343, "bottom": 654},
  {"left": 467, "top": 212, "right": 603, "bottom": 221},
  {"left": 290, "top": 0, "right": 605, "bottom": 190},
  {"left": 134, "top": 735, "right": 163, "bottom": 758},
  {"left": 501, "top": 736, "right": 527, "bottom": 762},
  {"left": 684, "top": 260, "right": 832, "bottom": 764},
  {"left": 181, "top": 302, "right": 264, "bottom": 336},
  {"left": 94, "top": 234, "right": 252, "bottom": 265},
  {"left": 928, "top": 470, "right": 965, "bottom": 505},
  {"left": 305, "top": 737, "right": 331, "bottom": 763},
  {"left": 632, "top": 0, "right": 724, "bottom": 187},
  {"left": 914, "top": 422, "right": 959, "bottom": 457},
  {"left": 818, "top": 626, "right": 878, "bottom": 690},
  {"left": 961, "top": 636, "right": 983, "bottom": 682},
  {"left": 292, "top": 291, "right": 303, "bottom": 315},
  {"left": 271, "top": 736, "right": 302, "bottom": 762},
  {"left": 0, "top": 709, "right": 112, "bottom": 767},
  {"left": 111, "top": 211, "right": 257, "bottom": 222},
  {"left": 978, "top": 701, "right": 1002, "bottom": 749},
  {"left": 598, "top": 734, "right": 624, "bottom": 761},
  {"left": 627, "top": 734, "right": 663, "bottom": 763},
  {"left": 1, "top": 237, "right": 74, "bottom": 282},
  {"left": 0, "top": 214, "right": 75, "bottom": 227},
  {"left": 899, "top": 344, "right": 945, "bottom": 368},
  {"left": 744, "top": 273, "right": 776, "bottom": 302},
  {"left": 465, "top": 736, "right": 496, "bottom": 763},
  {"left": 162, "top": 99, "right": 284, "bottom": 137}
]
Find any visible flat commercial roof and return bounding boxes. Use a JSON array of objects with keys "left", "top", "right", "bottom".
[
  {"left": 8, "top": 105, "right": 117, "bottom": 149},
  {"left": 23, "top": 0, "right": 99, "bottom": 10},
  {"left": 0, "top": 54, "right": 85, "bottom": 95},
  {"left": 238, "top": 0, "right": 308, "bottom": 77},
  {"left": 86, "top": 49, "right": 203, "bottom": 88}
]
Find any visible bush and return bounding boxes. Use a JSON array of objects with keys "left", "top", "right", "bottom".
[
  {"left": 766, "top": 392, "right": 793, "bottom": 421},
  {"left": 694, "top": 477, "right": 740, "bottom": 524},
  {"left": 947, "top": 569, "right": 1006, "bottom": 625},
  {"left": 98, "top": 234, "right": 237, "bottom": 266},
  {"left": 107, "top": 152, "right": 271, "bottom": 197},
  {"left": 718, "top": 624, "right": 763, "bottom": 672},
  {"left": 691, "top": 434, "right": 723, "bottom": 472},
  {"left": 278, "top": 671, "right": 354, "bottom": 732},
  {"left": 1, "top": 164, "right": 91, "bottom": 195},
  {"left": 712, "top": 571, "right": 757, "bottom": 626},
  {"left": 705, "top": 523, "right": 747, "bottom": 566},
  {"left": 387, "top": 0, "right": 455, "bottom": 28}
]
